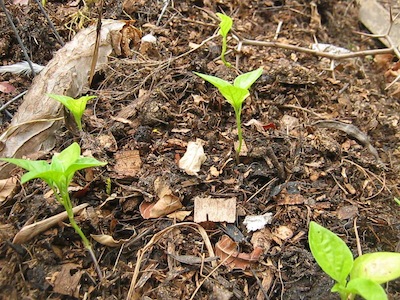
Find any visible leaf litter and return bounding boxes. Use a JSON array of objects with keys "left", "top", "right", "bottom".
[{"left": 0, "top": 0, "right": 399, "bottom": 299}]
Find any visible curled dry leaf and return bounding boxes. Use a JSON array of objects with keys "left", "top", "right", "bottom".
[
  {"left": 139, "top": 177, "right": 182, "bottom": 219},
  {"left": 178, "top": 139, "right": 206, "bottom": 175},
  {"left": 215, "top": 235, "right": 263, "bottom": 270},
  {"left": 0, "top": 177, "right": 17, "bottom": 204},
  {"left": 91, "top": 234, "right": 129, "bottom": 247}
]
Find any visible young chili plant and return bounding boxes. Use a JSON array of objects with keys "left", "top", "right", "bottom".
[
  {"left": 194, "top": 67, "right": 263, "bottom": 159},
  {"left": 216, "top": 13, "right": 233, "bottom": 67},
  {"left": 1, "top": 142, "right": 107, "bottom": 279},
  {"left": 309, "top": 221, "right": 400, "bottom": 300},
  {"left": 48, "top": 93, "right": 96, "bottom": 131}
]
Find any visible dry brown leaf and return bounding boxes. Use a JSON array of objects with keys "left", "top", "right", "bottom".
[
  {"left": 0, "top": 177, "right": 17, "bottom": 204},
  {"left": 194, "top": 197, "right": 236, "bottom": 223},
  {"left": 166, "top": 210, "right": 192, "bottom": 221},
  {"left": 139, "top": 177, "right": 182, "bottom": 219},
  {"left": 91, "top": 234, "right": 129, "bottom": 247},
  {"left": 52, "top": 263, "right": 82, "bottom": 297},
  {"left": 337, "top": 205, "right": 359, "bottom": 220},
  {"left": 215, "top": 235, "right": 263, "bottom": 270}
]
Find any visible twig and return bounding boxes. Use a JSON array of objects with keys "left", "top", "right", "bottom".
[
  {"left": 0, "top": 91, "right": 27, "bottom": 112},
  {"left": 33, "top": 0, "right": 65, "bottom": 46},
  {"left": 0, "top": 0, "right": 36, "bottom": 76},
  {"left": 354, "top": 217, "right": 362, "bottom": 257},
  {"left": 241, "top": 39, "right": 393, "bottom": 60}
]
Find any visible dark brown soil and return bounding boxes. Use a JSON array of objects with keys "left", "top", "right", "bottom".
[{"left": 0, "top": 0, "right": 399, "bottom": 299}]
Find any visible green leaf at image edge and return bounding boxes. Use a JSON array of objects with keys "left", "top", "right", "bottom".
[
  {"left": 351, "top": 252, "right": 400, "bottom": 284},
  {"left": 346, "top": 278, "right": 388, "bottom": 300},
  {"left": 308, "top": 221, "right": 354, "bottom": 285}
]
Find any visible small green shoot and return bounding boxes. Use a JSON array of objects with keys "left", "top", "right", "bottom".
[
  {"left": 309, "top": 221, "right": 400, "bottom": 300},
  {"left": 48, "top": 94, "right": 96, "bottom": 131},
  {"left": 194, "top": 68, "right": 263, "bottom": 158},
  {"left": 394, "top": 197, "right": 400, "bottom": 205},
  {"left": 216, "top": 13, "right": 233, "bottom": 67},
  {"left": 1, "top": 143, "right": 107, "bottom": 279}
]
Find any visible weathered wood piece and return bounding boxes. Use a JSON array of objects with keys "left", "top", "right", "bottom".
[{"left": 358, "top": 0, "right": 400, "bottom": 47}]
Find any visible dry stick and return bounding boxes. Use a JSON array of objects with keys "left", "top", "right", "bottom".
[
  {"left": 354, "top": 217, "right": 363, "bottom": 257},
  {"left": 0, "top": 0, "right": 36, "bottom": 76},
  {"left": 240, "top": 39, "right": 393, "bottom": 60},
  {"left": 126, "top": 222, "right": 216, "bottom": 300},
  {"left": 33, "top": 0, "right": 65, "bottom": 46},
  {"left": 189, "top": 253, "right": 234, "bottom": 300}
]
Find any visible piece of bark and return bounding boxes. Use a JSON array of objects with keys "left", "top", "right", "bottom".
[{"left": 0, "top": 20, "right": 127, "bottom": 179}]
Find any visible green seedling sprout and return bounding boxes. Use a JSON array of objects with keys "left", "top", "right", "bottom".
[
  {"left": 216, "top": 13, "right": 233, "bottom": 67},
  {"left": 1, "top": 142, "right": 107, "bottom": 280},
  {"left": 48, "top": 94, "right": 96, "bottom": 131},
  {"left": 194, "top": 68, "right": 263, "bottom": 159},
  {"left": 309, "top": 221, "right": 400, "bottom": 300}
]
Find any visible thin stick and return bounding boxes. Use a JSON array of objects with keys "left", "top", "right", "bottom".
[
  {"left": 241, "top": 38, "right": 393, "bottom": 60},
  {"left": 0, "top": 0, "right": 36, "bottom": 76},
  {"left": 354, "top": 217, "right": 362, "bottom": 257},
  {"left": 0, "top": 91, "right": 28, "bottom": 112},
  {"left": 33, "top": 0, "right": 65, "bottom": 46}
]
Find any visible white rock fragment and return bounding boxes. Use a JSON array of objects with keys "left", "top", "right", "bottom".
[
  {"left": 243, "top": 213, "right": 273, "bottom": 232},
  {"left": 178, "top": 139, "right": 206, "bottom": 175}
]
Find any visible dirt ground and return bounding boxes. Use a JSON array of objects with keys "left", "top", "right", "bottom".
[{"left": 0, "top": 0, "right": 399, "bottom": 299}]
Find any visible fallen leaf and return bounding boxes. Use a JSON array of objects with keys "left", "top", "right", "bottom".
[
  {"left": 337, "top": 205, "right": 358, "bottom": 220},
  {"left": 166, "top": 210, "right": 192, "bottom": 221},
  {"left": 215, "top": 235, "right": 263, "bottom": 270},
  {"left": 139, "top": 177, "right": 182, "bottom": 219},
  {"left": 178, "top": 139, "right": 206, "bottom": 175},
  {"left": 91, "top": 234, "right": 129, "bottom": 247},
  {"left": 0, "top": 177, "right": 17, "bottom": 203},
  {"left": 194, "top": 197, "right": 236, "bottom": 223},
  {"left": 0, "top": 81, "right": 16, "bottom": 93},
  {"left": 52, "top": 263, "right": 82, "bottom": 297}
]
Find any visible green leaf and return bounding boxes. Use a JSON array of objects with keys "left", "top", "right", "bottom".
[
  {"left": 218, "top": 85, "right": 249, "bottom": 109},
  {"left": 48, "top": 94, "right": 96, "bottom": 130},
  {"left": 216, "top": 13, "right": 233, "bottom": 38},
  {"left": 234, "top": 68, "right": 263, "bottom": 90},
  {"left": 66, "top": 157, "right": 107, "bottom": 179},
  {"left": 193, "top": 72, "right": 231, "bottom": 89},
  {"left": 347, "top": 278, "right": 388, "bottom": 300},
  {"left": 0, "top": 157, "right": 49, "bottom": 173},
  {"left": 308, "top": 221, "right": 354, "bottom": 285},
  {"left": 351, "top": 252, "right": 400, "bottom": 284}
]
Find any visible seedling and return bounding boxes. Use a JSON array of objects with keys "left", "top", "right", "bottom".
[
  {"left": 194, "top": 68, "right": 263, "bottom": 158},
  {"left": 309, "top": 221, "right": 400, "bottom": 300},
  {"left": 1, "top": 143, "right": 107, "bottom": 279},
  {"left": 216, "top": 13, "right": 233, "bottom": 67},
  {"left": 48, "top": 94, "right": 96, "bottom": 131}
]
